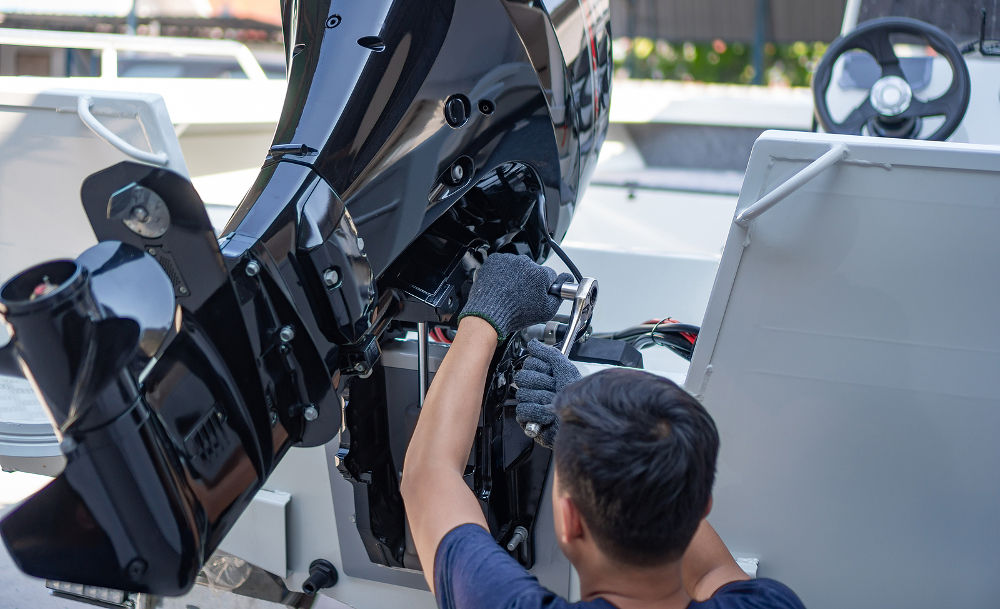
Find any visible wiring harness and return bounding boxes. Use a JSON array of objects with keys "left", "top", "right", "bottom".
[{"left": 593, "top": 318, "right": 699, "bottom": 361}]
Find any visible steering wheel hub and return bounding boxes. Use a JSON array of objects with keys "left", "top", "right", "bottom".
[{"left": 869, "top": 75, "right": 913, "bottom": 117}]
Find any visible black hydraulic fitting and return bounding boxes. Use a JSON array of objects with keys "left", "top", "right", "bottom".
[{"left": 301, "top": 559, "right": 338, "bottom": 595}]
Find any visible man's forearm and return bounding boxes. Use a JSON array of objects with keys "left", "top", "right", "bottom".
[
  {"left": 401, "top": 316, "right": 500, "bottom": 589},
  {"left": 403, "top": 316, "right": 498, "bottom": 476}
]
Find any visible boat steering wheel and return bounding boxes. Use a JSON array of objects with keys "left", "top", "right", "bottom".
[{"left": 812, "top": 17, "right": 970, "bottom": 141}]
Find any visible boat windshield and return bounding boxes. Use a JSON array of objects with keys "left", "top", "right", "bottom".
[{"left": 858, "top": 0, "right": 1000, "bottom": 44}]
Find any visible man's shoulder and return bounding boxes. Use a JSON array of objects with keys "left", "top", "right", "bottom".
[
  {"left": 692, "top": 578, "right": 805, "bottom": 609},
  {"left": 437, "top": 524, "right": 605, "bottom": 609}
]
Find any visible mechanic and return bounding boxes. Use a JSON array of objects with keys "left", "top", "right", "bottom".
[{"left": 401, "top": 253, "right": 805, "bottom": 609}]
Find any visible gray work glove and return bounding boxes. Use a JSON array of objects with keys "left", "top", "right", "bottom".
[
  {"left": 458, "top": 253, "right": 571, "bottom": 342},
  {"left": 514, "top": 339, "right": 582, "bottom": 448}
]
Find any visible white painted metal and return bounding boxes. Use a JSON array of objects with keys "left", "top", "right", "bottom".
[
  {"left": 0, "top": 28, "right": 269, "bottom": 82},
  {"left": 686, "top": 130, "right": 1000, "bottom": 609},
  {"left": 735, "top": 143, "right": 848, "bottom": 226},
  {"left": 841, "top": 0, "right": 862, "bottom": 34},
  {"left": 0, "top": 29, "right": 285, "bottom": 206},
  {"left": 257, "top": 446, "right": 441, "bottom": 607},
  {"left": 217, "top": 489, "right": 291, "bottom": 578},
  {"left": 77, "top": 95, "right": 169, "bottom": 165},
  {"left": 609, "top": 80, "right": 813, "bottom": 130}
]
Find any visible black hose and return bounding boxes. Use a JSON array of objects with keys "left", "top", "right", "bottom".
[
  {"left": 545, "top": 237, "right": 582, "bottom": 281},
  {"left": 535, "top": 194, "right": 582, "bottom": 281}
]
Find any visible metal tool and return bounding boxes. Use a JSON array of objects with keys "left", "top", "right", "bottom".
[
  {"left": 552, "top": 277, "right": 598, "bottom": 356},
  {"left": 523, "top": 276, "right": 598, "bottom": 439},
  {"left": 417, "top": 322, "right": 429, "bottom": 406}
]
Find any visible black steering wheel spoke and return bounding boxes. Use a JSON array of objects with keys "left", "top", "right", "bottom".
[
  {"left": 812, "top": 17, "right": 970, "bottom": 141},
  {"left": 900, "top": 96, "right": 952, "bottom": 119},
  {"left": 841, "top": 98, "right": 878, "bottom": 134},
  {"left": 856, "top": 33, "right": 904, "bottom": 78}
]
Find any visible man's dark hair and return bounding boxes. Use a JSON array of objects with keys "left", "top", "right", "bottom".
[{"left": 553, "top": 368, "right": 719, "bottom": 566}]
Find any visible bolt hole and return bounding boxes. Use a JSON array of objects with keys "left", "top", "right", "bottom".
[
  {"left": 357, "top": 36, "right": 386, "bottom": 52},
  {"left": 444, "top": 156, "right": 474, "bottom": 186},
  {"left": 478, "top": 99, "right": 495, "bottom": 116}
]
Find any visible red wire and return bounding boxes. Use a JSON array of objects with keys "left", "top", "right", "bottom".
[
  {"left": 644, "top": 318, "right": 697, "bottom": 345},
  {"left": 429, "top": 327, "right": 453, "bottom": 344}
]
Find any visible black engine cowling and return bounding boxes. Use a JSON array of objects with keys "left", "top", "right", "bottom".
[{"left": 0, "top": 0, "right": 610, "bottom": 595}]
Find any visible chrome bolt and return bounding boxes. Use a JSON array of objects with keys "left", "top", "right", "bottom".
[
  {"left": 506, "top": 526, "right": 528, "bottom": 552},
  {"left": 245, "top": 259, "right": 261, "bottom": 277},
  {"left": 323, "top": 267, "right": 340, "bottom": 287},
  {"left": 146, "top": 247, "right": 157, "bottom": 256},
  {"left": 279, "top": 325, "right": 296, "bottom": 343},
  {"left": 303, "top": 405, "right": 319, "bottom": 421},
  {"left": 353, "top": 362, "right": 367, "bottom": 373},
  {"left": 524, "top": 422, "right": 541, "bottom": 438},
  {"left": 130, "top": 206, "right": 150, "bottom": 222},
  {"left": 269, "top": 410, "right": 279, "bottom": 426},
  {"left": 178, "top": 286, "right": 189, "bottom": 296},
  {"left": 357, "top": 236, "right": 365, "bottom": 251},
  {"left": 450, "top": 163, "right": 465, "bottom": 183}
]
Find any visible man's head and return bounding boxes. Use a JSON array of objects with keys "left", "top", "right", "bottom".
[{"left": 551, "top": 368, "right": 719, "bottom": 568}]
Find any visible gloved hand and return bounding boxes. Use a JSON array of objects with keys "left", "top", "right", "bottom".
[
  {"left": 457, "top": 253, "right": 571, "bottom": 342},
  {"left": 514, "top": 339, "right": 582, "bottom": 448}
]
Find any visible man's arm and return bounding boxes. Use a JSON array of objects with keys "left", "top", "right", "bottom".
[
  {"left": 401, "top": 253, "right": 564, "bottom": 592},
  {"left": 681, "top": 519, "right": 751, "bottom": 601},
  {"left": 400, "top": 316, "right": 502, "bottom": 591}
]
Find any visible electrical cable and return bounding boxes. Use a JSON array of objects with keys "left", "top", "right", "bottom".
[
  {"left": 593, "top": 318, "right": 701, "bottom": 361},
  {"left": 545, "top": 237, "right": 582, "bottom": 281},
  {"left": 535, "top": 194, "right": 582, "bottom": 281}
]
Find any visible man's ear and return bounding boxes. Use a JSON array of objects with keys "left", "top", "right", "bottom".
[
  {"left": 557, "top": 494, "right": 585, "bottom": 545},
  {"left": 703, "top": 495, "right": 713, "bottom": 519}
]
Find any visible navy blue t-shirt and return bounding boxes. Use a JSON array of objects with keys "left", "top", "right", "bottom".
[{"left": 434, "top": 524, "right": 805, "bottom": 609}]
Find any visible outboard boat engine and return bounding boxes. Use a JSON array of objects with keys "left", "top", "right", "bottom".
[{"left": 0, "top": 0, "right": 611, "bottom": 595}]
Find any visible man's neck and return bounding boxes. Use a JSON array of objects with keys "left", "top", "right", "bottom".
[{"left": 577, "top": 556, "right": 690, "bottom": 609}]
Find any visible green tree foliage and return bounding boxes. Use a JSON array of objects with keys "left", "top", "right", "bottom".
[{"left": 613, "top": 38, "right": 828, "bottom": 86}]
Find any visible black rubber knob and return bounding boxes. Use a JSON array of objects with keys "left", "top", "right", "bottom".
[{"left": 302, "top": 559, "right": 338, "bottom": 594}]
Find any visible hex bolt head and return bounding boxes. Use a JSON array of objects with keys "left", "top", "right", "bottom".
[
  {"left": 506, "top": 525, "right": 529, "bottom": 552},
  {"left": 245, "top": 259, "right": 261, "bottom": 277},
  {"left": 523, "top": 422, "right": 541, "bottom": 438},
  {"left": 130, "top": 206, "right": 150, "bottom": 222},
  {"left": 356, "top": 236, "right": 365, "bottom": 251},
  {"left": 126, "top": 558, "right": 148, "bottom": 580},
  {"left": 450, "top": 163, "right": 465, "bottom": 183},
  {"left": 323, "top": 267, "right": 340, "bottom": 287},
  {"left": 303, "top": 405, "right": 319, "bottom": 421},
  {"left": 279, "top": 325, "right": 296, "bottom": 343}
]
